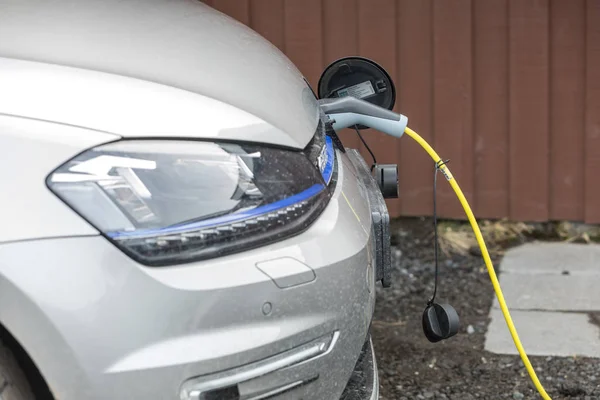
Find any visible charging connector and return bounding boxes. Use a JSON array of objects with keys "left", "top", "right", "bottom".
[{"left": 318, "top": 97, "right": 408, "bottom": 137}]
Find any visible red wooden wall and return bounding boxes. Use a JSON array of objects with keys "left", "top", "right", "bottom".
[{"left": 203, "top": 0, "right": 600, "bottom": 223}]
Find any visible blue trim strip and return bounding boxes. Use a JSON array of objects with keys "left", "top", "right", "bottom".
[
  {"left": 108, "top": 183, "right": 325, "bottom": 239},
  {"left": 322, "top": 135, "right": 334, "bottom": 185},
  {"left": 107, "top": 138, "right": 335, "bottom": 239}
]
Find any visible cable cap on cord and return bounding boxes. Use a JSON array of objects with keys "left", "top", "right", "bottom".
[
  {"left": 374, "top": 164, "right": 398, "bottom": 198},
  {"left": 422, "top": 303, "right": 459, "bottom": 343}
]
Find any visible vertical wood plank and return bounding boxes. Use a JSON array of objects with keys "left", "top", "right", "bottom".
[
  {"left": 508, "top": 0, "right": 549, "bottom": 221},
  {"left": 433, "top": 0, "right": 473, "bottom": 218},
  {"left": 323, "top": 0, "right": 358, "bottom": 65},
  {"left": 585, "top": 0, "right": 600, "bottom": 223},
  {"left": 357, "top": 0, "right": 399, "bottom": 216},
  {"left": 211, "top": 0, "right": 250, "bottom": 24},
  {"left": 550, "top": 0, "right": 585, "bottom": 220},
  {"left": 473, "top": 0, "right": 509, "bottom": 219},
  {"left": 323, "top": 0, "right": 360, "bottom": 148},
  {"left": 397, "top": 0, "right": 434, "bottom": 216},
  {"left": 283, "top": 0, "right": 323, "bottom": 87},
  {"left": 250, "top": 0, "right": 285, "bottom": 51}
]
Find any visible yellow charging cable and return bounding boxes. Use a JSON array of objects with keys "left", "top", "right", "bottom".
[{"left": 403, "top": 126, "right": 552, "bottom": 400}]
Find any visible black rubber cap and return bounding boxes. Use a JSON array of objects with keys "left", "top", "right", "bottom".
[
  {"left": 374, "top": 164, "right": 398, "bottom": 198},
  {"left": 422, "top": 303, "right": 460, "bottom": 343}
]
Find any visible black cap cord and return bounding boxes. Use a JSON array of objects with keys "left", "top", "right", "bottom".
[
  {"left": 428, "top": 158, "right": 450, "bottom": 306},
  {"left": 422, "top": 159, "right": 460, "bottom": 343}
]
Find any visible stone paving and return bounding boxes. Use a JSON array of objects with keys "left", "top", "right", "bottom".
[{"left": 484, "top": 242, "right": 600, "bottom": 358}]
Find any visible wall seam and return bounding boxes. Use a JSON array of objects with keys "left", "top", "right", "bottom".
[
  {"left": 282, "top": 0, "right": 287, "bottom": 54},
  {"left": 319, "top": 0, "right": 324, "bottom": 73},
  {"left": 583, "top": 0, "right": 589, "bottom": 222},
  {"left": 247, "top": 0, "right": 252, "bottom": 27},
  {"left": 547, "top": 0, "right": 553, "bottom": 221},
  {"left": 430, "top": 0, "right": 435, "bottom": 160},
  {"left": 506, "top": 0, "right": 512, "bottom": 220},
  {"left": 470, "top": 0, "right": 476, "bottom": 213}
]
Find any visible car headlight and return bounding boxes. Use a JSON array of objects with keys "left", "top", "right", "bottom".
[{"left": 48, "top": 137, "right": 335, "bottom": 265}]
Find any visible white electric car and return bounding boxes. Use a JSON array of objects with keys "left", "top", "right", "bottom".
[{"left": 0, "top": 1, "right": 396, "bottom": 399}]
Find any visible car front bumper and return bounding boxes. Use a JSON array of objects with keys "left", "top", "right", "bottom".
[{"left": 0, "top": 149, "right": 383, "bottom": 400}]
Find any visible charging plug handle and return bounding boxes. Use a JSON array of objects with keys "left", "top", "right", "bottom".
[{"left": 319, "top": 97, "right": 408, "bottom": 138}]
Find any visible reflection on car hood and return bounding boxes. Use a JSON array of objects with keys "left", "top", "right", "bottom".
[{"left": 0, "top": 0, "right": 320, "bottom": 149}]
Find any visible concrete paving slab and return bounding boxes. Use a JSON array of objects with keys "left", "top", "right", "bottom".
[
  {"left": 501, "top": 243, "right": 600, "bottom": 275},
  {"left": 493, "top": 273, "right": 600, "bottom": 311},
  {"left": 484, "top": 308, "right": 600, "bottom": 357}
]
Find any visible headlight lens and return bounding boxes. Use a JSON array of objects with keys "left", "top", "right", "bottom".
[{"left": 48, "top": 137, "right": 335, "bottom": 265}]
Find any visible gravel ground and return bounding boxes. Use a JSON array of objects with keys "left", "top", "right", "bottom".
[{"left": 373, "top": 218, "right": 600, "bottom": 400}]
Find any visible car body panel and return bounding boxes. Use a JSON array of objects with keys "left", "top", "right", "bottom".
[
  {"left": 0, "top": 0, "right": 320, "bottom": 149},
  {"left": 0, "top": 150, "right": 377, "bottom": 399},
  {"left": 0, "top": 57, "right": 306, "bottom": 148},
  {"left": 0, "top": 115, "right": 117, "bottom": 243}
]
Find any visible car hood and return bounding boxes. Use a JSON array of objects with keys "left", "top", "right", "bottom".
[{"left": 0, "top": 0, "right": 320, "bottom": 149}]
